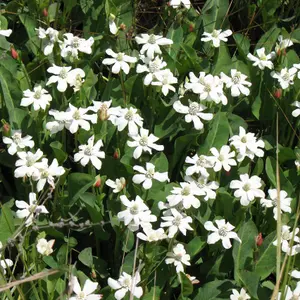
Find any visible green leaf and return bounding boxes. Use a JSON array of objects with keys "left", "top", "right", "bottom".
[
  {"left": 78, "top": 247, "right": 93, "bottom": 267},
  {"left": 233, "top": 33, "right": 251, "bottom": 60},
  {"left": 186, "top": 236, "right": 206, "bottom": 258},
  {"left": 212, "top": 44, "right": 232, "bottom": 74},
  {"left": 194, "top": 280, "right": 234, "bottom": 299},
  {"left": 255, "top": 25, "right": 280, "bottom": 53},
  {"left": 179, "top": 272, "right": 193, "bottom": 297},
  {"left": 80, "top": 0, "right": 94, "bottom": 14},
  {"left": 0, "top": 203, "right": 15, "bottom": 244},
  {"left": 232, "top": 220, "right": 258, "bottom": 283},
  {"left": 166, "top": 24, "right": 183, "bottom": 60},
  {"left": 50, "top": 141, "right": 68, "bottom": 164},
  {"left": 239, "top": 270, "right": 260, "bottom": 299}
]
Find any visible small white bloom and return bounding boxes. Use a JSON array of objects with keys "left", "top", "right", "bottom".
[
  {"left": 46, "top": 110, "right": 69, "bottom": 135},
  {"left": 127, "top": 128, "right": 164, "bottom": 159},
  {"left": 69, "top": 276, "right": 102, "bottom": 300},
  {"left": 184, "top": 72, "right": 206, "bottom": 94},
  {"left": 260, "top": 189, "right": 292, "bottom": 220},
  {"left": 135, "top": 33, "right": 173, "bottom": 59},
  {"left": 109, "top": 107, "right": 143, "bottom": 136},
  {"left": 74, "top": 135, "right": 105, "bottom": 170},
  {"left": 204, "top": 219, "right": 241, "bottom": 249},
  {"left": 106, "top": 177, "right": 126, "bottom": 193},
  {"left": 0, "top": 29, "right": 12, "bottom": 37},
  {"left": 293, "top": 63, "right": 300, "bottom": 79},
  {"left": 117, "top": 195, "right": 156, "bottom": 232},
  {"left": 2, "top": 130, "right": 34, "bottom": 155},
  {"left": 229, "top": 126, "right": 265, "bottom": 162},
  {"left": 201, "top": 29, "right": 232, "bottom": 48},
  {"left": 290, "top": 270, "right": 300, "bottom": 279},
  {"left": 271, "top": 67, "right": 297, "bottom": 89},
  {"left": 15, "top": 193, "right": 49, "bottom": 226},
  {"left": 161, "top": 208, "right": 193, "bottom": 238},
  {"left": 230, "top": 288, "right": 250, "bottom": 300},
  {"left": 60, "top": 33, "right": 94, "bottom": 59},
  {"left": 109, "top": 14, "right": 118, "bottom": 35},
  {"left": 169, "top": 0, "right": 191, "bottom": 9},
  {"left": 230, "top": 174, "right": 265, "bottom": 206},
  {"left": 133, "top": 162, "right": 169, "bottom": 190},
  {"left": 102, "top": 49, "right": 137, "bottom": 74},
  {"left": 166, "top": 181, "right": 205, "bottom": 209},
  {"left": 275, "top": 35, "right": 293, "bottom": 53},
  {"left": 210, "top": 145, "right": 237, "bottom": 172},
  {"left": 108, "top": 271, "right": 143, "bottom": 300},
  {"left": 32, "top": 158, "right": 65, "bottom": 192},
  {"left": 36, "top": 238, "right": 55, "bottom": 256},
  {"left": 88, "top": 100, "right": 117, "bottom": 121},
  {"left": 247, "top": 47, "right": 275, "bottom": 70},
  {"left": 46, "top": 64, "right": 85, "bottom": 92},
  {"left": 137, "top": 227, "right": 166, "bottom": 242},
  {"left": 165, "top": 243, "right": 191, "bottom": 273},
  {"left": 65, "top": 104, "right": 97, "bottom": 134},
  {"left": 221, "top": 69, "right": 252, "bottom": 97},
  {"left": 14, "top": 149, "right": 43, "bottom": 178},
  {"left": 36, "top": 27, "right": 60, "bottom": 55},
  {"left": 152, "top": 69, "right": 178, "bottom": 96},
  {"left": 292, "top": 101, "right": 300, "bottom": 118},
  {"left": 173, "top": 100, "right": 213, "bottom": 130},
  {"left": 21, "top": 85, "right": 52, "bottom": 111},
  {"left": 277, "top": 283, "right": 300, "bottom": 300},
  {"left": 185, "top": 154, "right": 214, "bottom": 177}
]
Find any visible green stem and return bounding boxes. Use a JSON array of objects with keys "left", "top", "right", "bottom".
[
  {"left": 120, "top": 72, "right": 127, "bottom": 105},
  {"left": 20, "top": 61, "right": 32, "bottom": 89}
]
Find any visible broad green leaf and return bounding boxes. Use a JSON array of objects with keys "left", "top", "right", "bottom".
[
  {"left": 212, "top": 44, "right": 232, "bottom": 74},
  {"left": 194, "top": 280, "right": 234, "bottom": 299},
  {"left": 239, "top": 270, "right": 260, "bottom": 299},
  {"left": 233, "top": 33, "right": 251, "bottom": 60},
  {"left": 50, "top": 141, "right": 68, "bottom": 164},
  {"left": 179, "top": 272, "right": 193, "bottom": 297},
  {"left": 80, "top": 0, "right": 94, "bottom": 14},
  {"left": 0, "top": 203, "right": 15, "bottom": 243},
  {"left": 166, "top": 24, "right": 183, "bottom": 60},
  {"left": 186, "top": 236, "right": 206, "bottom": 258},
  {"left": 78, "top": 247, "right": 93, "bottom": 267},
  {"left": 255, "top": 25, "right": 280, "bottom": 52}
]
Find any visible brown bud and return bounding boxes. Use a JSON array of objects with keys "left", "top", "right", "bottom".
[
  {"left": 11, "top": 47, "right": 18, "bottom": 60},
  {"left": 91, "top": 270, "right": 97, "bottom": 279},
  {"left": 274, "top": 89, "right": 282, "bottom": 99},
  {"left": 93, "top": 175, "right": 101, "bottom": 188},
  {"left": 119, "top": 23, "right": 126, "bottom": 31},
  {"left": 189, "top": 24, "right": 194, "bottom": 32},
  {"left": 113, "top": 149, "right": 120, "bottom": 160},
  {"left": 43, "top": 8, "right": 48, "bottom": 17},
  {"left": 2, "top": 123, "right": 10, "bottom": 136},
  {"left": 256, "top": 233, "right": 263, "bottom": 247}
]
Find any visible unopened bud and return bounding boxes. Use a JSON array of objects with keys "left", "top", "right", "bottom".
[
  {"left": 113, "top": 148, "right": 120, "bottom": 160},
  {"left": 119, "top": 23, "right": 126, "bottom": 31},
  {"left": 2, "top": 123, "right": 10, "bottom": 136},
  {"left": 274, "top": 89, "right": 282, "bottom": 99},
  {"left": 43, "top": 8, "right": 48, "bottom": 17},
  {"left": 99, "top": 106, "right": 109, "bottom": 121},
  {"left": 94, "top": 175, "right": 101, "bottom": 188},
  {"left": 10, "top": 47, "right": 18, "bottom": 60},
  {"left": 189, "top": 24, "right": 194, "bottom": 32},
  {"left": 91, "top": 270, "right": 97, "bottom": 279},
  {"left": 256, "top": 233, "right": 263, "bottom": 247}
]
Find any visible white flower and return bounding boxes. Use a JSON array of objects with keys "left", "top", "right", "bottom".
[
  {"left": 14, "top": 149, "right": 43, "bottom": 178},
  {"left": 293, "top": 63, "right": 300, "bottom": 79},
  {"left": 3, "top": 130, "right": 34, "bottom": 155},
  {"left": 204, "top": 219, "right": 241, "bottom": 249},
  {"left": 132, "top": 162, "right": 169, "bottom": 190},
  {"left": 229, "top": 126, "right": 265, "bottom": 162},
  {"left": 74, "top": 136, "right": 105, "bottom": 170},
  {"left": 201, "top": 29, "right": 232, "bottom": 48},
  {"left": 166, "top": 181, "right": 205, "bottom": 209},
  {"left": 20, "top": 85, "right": 52, "bottom": 111},
  {"left": 65, "top": 104, "right": 97, "bottom": 134},
  {"left": 127, "top": 128, "right": 164, "bottom": 159},
  {"left": 271, "top": 67, "right": 297, "bottom": 89},
  {"left": 290, "top": 270, "right": 300, "bottom": 279},
  {"left": 106, "top": 177, "right": 126, "bottom": 193},
  {"left": 36, "top": 238, "right": 55, "bottom": 256},
  {"left": 69, "top": 276, "right": 102, "bottom": 300},
  {"left": 109, "top": 107, "right": 143, "bottom": 136},
  {"left": 260, "top": 189, "right": 292, "bottom": 220},
  {"left": 169, "top": 0, "right": 191, "bottom": 9},
  {"left": 292, "top": 101, "right": 300, "bottom": 117},
  {"left": 135, "top": 33, "right": 173, "bottom": 59},
  {"left": 0, "top": 242, "right": 13, "bottom": 275},
  {"left": 88, "top": 100, "right": 116, "bottom": 121},
  {"left": 102, "top": 49, "right": 137, "bottom": 74},
  {"left": 60, "top": 33, "right": 94, "bottom": 59},
  {"left": 36, "top": 27, "right": 60, "bottom": 55},
  {"left": 46, "top": 110, "right": 69, "bottom": 134},
  {"left": 0, "top": 29, "right": 12, "bottom": 37},
  {"left": 220, "top": 69, "right": 252, "bottom": 97},
  {"left": 152, "top": 69, "right": 178, "bottom": 96},
  {"left": 184, "top": 72, "right": 206, "bottom": 94},
  {"left": 108, "top": 271, "right": 143, "bottom": 300},
  {"left": 247, "top": 47, "right": 275, "bottom": 70},
  {"left": 275, "top": 35, "right": 293, "bottom": 53},
  {"left": 173, "top": 100, "right": 213, "bottom": 130},
  {"left": 32, "top": 158, "right": 65, "bottom": 192},
  {"left": 185, "top": 154, "right": 214, "bottom": 177},
  {"left": 185, "top": 175, "right": 219, "bottom": 201},
  {"left": 210, "top": 145, "right": 237, "bottom": 172},
  {"left": 109, "top": 14, "right": 118, "bottom": 35},
  {"left": 117, "top": 195, "right": 156, "bottom": 231},
  {"left": 161, "top": 208, "right": 193, "bottom": 238},
  {"left": 15, "top": 193, "right": 49, "bottom": 226},
  {"left": 277, "top": 283, "right": 300, "bottom": 300},
  {"left": 137, "top": 227, "right": 166, "bottom": 242},
  {"left": 46, "top": 64, "right": 85, "bottom": 92},
  {"left": 230, "top": 288, "right": 250, "bottom": 300},
  {"left": 136, "top": 56, "right": 167, "bottom": 86},
  {"left": 230, "top": 174, "right": 265, "bottom": 206},
  {"left": 165, "top": 243, "right": 191, "bottom": 273}
]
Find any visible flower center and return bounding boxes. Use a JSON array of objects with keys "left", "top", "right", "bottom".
[
  {"left": 181, "top": 186, "right": 190, "bottom": 196},
  {"left": 232, "top": 73, "right": 241, "bottom": 84},
  {"left": 72, "top": 37, "right": 80, "bottom": 48},
  {"left": 73, "top": 110, "right": 81, "bottom": 120},
  {"left": 272, "top": 198, "right": 278, "bottom": 207},
  {"left": 282, "top": 231, "right": 290, "bottom": 240},
  {"left": 218, "top": 227, "right": 227, "bottom": 237},
  {"left": 13, "top": 134, "right": 22, "bottom": 144},
  {"left": 59, "top": 68, "right": 68, "bottom": 79},
  {"left": 218, "top": 154, "right": 224, "bottom": 161},
  {"left": 196, "top": 156, "right": 206, "bottom": 166},
  {"left": 149, "top": 60, "right": 160, "bottom": 73},
  {"left": 188, "top": 102, "right": 199, "bottom": 115},
  {"left": 41, "top": 170, "right": 49, "bottom": 178},
  {"left": 125, "top": 110, "right": 134, "bottom": 121},
  {"left": 148, "top": 34, "right": 156, "bottom": 44},
  {"left": 172, "top": 216, "right": 182, "bottom": 226},
  {"left": 123, "top": 277, "right": 131, "bottom": 288},
  {"left": 197, "top": 178, "right": 206, "bottom": 188},
  {"left": 145, "top": 169, "right": 154, "bottom": 178},
  {"left": 204, "top": 84, "right": 211, "bottom": 93},
  {"left": 241, "top": 136, "right": 247, "bottom": 143},
  {"left": 130, "top": 204, "right": 139, "bottom": 215},
  {"left": 211, "top": 30, "right": 219, "bottom": 38},
  {"left": 282, "top": 72, "right": 290, "bottom": 81},
  {"left": 26, "top": 157, "right": 35, "bottom": 167},
  {"left": 29, "top": 204, "right": 37, "bottom": 213},
  {"left": 243, "top": 183, "right": 251, "bottom": 192},
  {"left": 84, "top": 146, "right": 93, "bottom": 156},
  {"left": 260, "top": 54, "right": 267, "bottom": 61},
  {"left": 117, "top": 53, "right": 124, "bottom": 61},
  {"left": 139, "top": 136, "right": 148, "bottom": 146},
  {"left": 76, "top": 291, "right": 86, "bottom": 300},
  {"left": 34, "top": 90, "right": 42, "bottom": 99}
]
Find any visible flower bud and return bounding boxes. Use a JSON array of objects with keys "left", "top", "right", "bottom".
[
  {"left": 256, "top": 233, "right": 263, "bottom": 247},
  {"left": 119, "top": 23, "right": 126, "bottom": 31},
  {"left": 43, "top": 8, "right": 48, "bottom": 17},
  {"left": 189, "top": 24, "right": 194, "bottom": 32},
  {"left": 94, "top": 175, "right": 101, "bottom": 188},
  {"left": 2, "top": 123, "right": 10, "bottom": 137},
  {"left": 10, "top": 47, "right": 18, "bottom": 60},
  {"left": 113, "top": 148, "right": 120, "bottom": 160},
  {"left": 274, "top": 89, "right": 282, "bottom": 99},
  {"left": 91, "top": 269, "right": 97, "bottom": 279}
]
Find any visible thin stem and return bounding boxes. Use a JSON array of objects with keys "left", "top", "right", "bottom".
[
  {"left": 129, "top": 236, "right": 139, "bottom": 300},
  {"left": 120, "top": 72, "right": 127, "bottom": 105}
]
